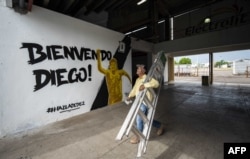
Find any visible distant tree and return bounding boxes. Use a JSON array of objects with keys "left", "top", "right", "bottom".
[
  {"left": 214, "top": 60, "right": 228, "bottom": 68},
  {"left": 179, "top": 57, "right": 192, "bottom": 64}
]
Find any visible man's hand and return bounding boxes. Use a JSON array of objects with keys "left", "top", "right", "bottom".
[
  {"left": 139, "top": 85, "right": 145, "bottom": 91},
  {"left": 125, "top": 97, "right": 133, "bottom": 105}
]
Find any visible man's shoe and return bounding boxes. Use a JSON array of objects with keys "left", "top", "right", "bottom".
[
  {"left": 156, "top": 126, "right": 164, "bottom": 136},
  {"left": 130, "top": 135, "right": 139, "bottom": 144}
]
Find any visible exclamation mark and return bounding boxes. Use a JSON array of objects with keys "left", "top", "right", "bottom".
[{"left": 88, "top": 65, "right": 92, "bottom": 81}]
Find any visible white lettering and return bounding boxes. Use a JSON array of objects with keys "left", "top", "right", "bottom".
[
  {"left": 228, "top": 147, "right": 247, "bottom": 154},
  {"left": 236, "top": 147, "right": 241, "bottom": 154},
  {"left": 241, "top": 147, "right": 246, "bottom": 154},
  {"left": 228, "top": 147, "right": 235, "bottom": 154}
]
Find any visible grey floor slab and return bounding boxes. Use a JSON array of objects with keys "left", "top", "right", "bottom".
[{"left": 1, "top": 81, "right": 250, "bottom": 159}]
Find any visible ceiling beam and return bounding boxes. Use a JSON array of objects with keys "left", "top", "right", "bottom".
[
  {"left": 95, "top": 0, "right": 117, "bottom": 13},
  {"left": 47, "top": 0, "right": 61, "bottom": 10},
  {"left": 114, "top": 19, "right": 152, "bottom": 33},
  {"left": 64, "top": 0, "right": 90, "bottom": 16},
  {"left": 157, "top": 0, "right": 170, "bottom": 17},
  {"left": 170, "top": 0, "right": 220, "bottom": 17},
  {"left": 105, "top": 0, "right": 127, "bottom": 12},
  {"left": 84, "top": 0, "right": 106, "bottom": 15},
  {"left": 33, "top": 0, "right": 44, "bottom": 7},
  {"left": 55, "top": 0, "right": 74, "bottom": 12},
  {"left": 117, "top": 0, "right": 135, "bottom": 9},
  {"left": 151, "top": 0, "right": 159, "bottom": 43}
]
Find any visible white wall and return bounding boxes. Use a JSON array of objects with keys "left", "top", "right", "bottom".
[
  {"left": 233, "top": 59, "right": 250, "bottom": 75},
  {"left": 0, "top": 5, "right": 133, "bottom": 137}
]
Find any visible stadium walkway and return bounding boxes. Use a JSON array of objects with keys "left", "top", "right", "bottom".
[{"left": 1, "top": 81, "right": 250, "bottom": 159}]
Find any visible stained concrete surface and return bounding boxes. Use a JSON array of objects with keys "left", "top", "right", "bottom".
[{"left": 1, "top": 80, "right": 250, "bottom": 159}]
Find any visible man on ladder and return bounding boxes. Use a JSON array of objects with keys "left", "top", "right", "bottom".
[{"left": 127, "top": 64, "right": 164, "bottom": 144}]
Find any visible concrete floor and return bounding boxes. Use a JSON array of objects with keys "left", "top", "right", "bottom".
[{"left": 1, "top": 81, "right": 250, "bottom": 159}]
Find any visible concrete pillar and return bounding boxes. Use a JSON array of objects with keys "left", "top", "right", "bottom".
[
  {"left": 209, "top": 52, "right": 213, "bottom": 84},
  {"left": 168, "top": 56, "right": 174, "bottom": 83}
]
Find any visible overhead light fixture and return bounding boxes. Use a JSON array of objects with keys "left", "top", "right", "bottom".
[
  {"left": 204, "top": 17, "right": 211, "bottom": 23},
  {"left": 137, "top": 0, "right": 146, "bottom": 5},
  {"left": 125, "top": 26, "right": 147, "bottom": 35},
  {"left": 158, "top": 20, "right": 165, "bottom": 24},
  {"left": 204, "top": 6, "right": 212, "bottom": 24}
]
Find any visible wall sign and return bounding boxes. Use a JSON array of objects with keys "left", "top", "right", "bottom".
[{"left": 21, "top": 42, "right": 112, "bottom": 91}]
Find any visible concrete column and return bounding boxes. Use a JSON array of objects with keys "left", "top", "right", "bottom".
[
  {"left": 0, "top": 0, "right": 12, "bottom": 7},
  {"left": 209, "top": 52, "right": 213, "bottom": 84},
  {"left": 168, "top": 56, "right": 174, "bottom": 83}
]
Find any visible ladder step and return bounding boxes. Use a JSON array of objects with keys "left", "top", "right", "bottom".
[
  {"left": 138, "top": 109, "right": 149, "bottom": 124},
  {"left": 131, "top": 126, "right": 146, "bottom": 140},
  {"left": 143, "top": 96, "right": 154, "bottom": 109}
]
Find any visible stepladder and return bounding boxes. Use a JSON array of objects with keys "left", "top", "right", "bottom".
[{"left": 115, "top": 51, "right": 166, "bottom": 158}]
